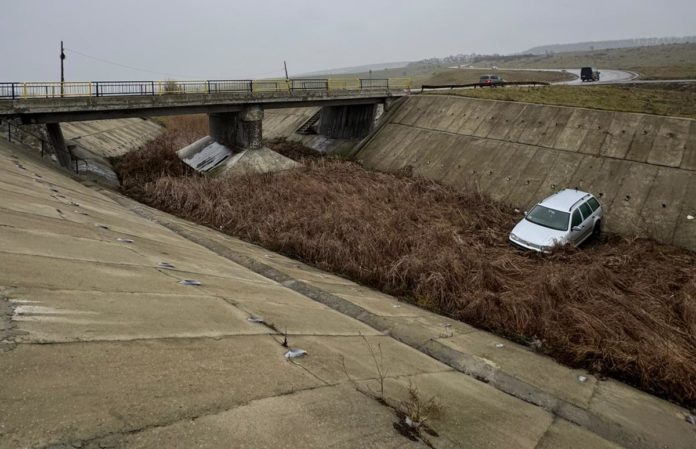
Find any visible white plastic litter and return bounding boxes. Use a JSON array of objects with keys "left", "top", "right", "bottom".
[
  {"left": 686, "top": 415, "right": 696, "bottom": 425},
  {"left": 284, "top": 349, "right": 307, "bottom": 359},
  {"left": 687, "top": 215, "right": 695, "bottom": 220},
  {"left": 392, "top": 304, "right": 401, "bottom": 308},
  {"left": 158, "top": 262, "right": 176, "bottom": 269},
  {"left": 578, "top": 375, "right": 588, "bottom": 383},
  {"left": 247, "top": 316, "right": 265, "bottom": 323},
  {"left": 178, "top": 279, "right": 202, "bottom": 286},
  {"left": 495, "top": 343, "right": 505, "bottom": 348},
  {"left": 116, "top": 238, "right": 134, "bottom": 243}
]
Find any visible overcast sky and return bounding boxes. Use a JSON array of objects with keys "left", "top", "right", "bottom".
[{"left": 1, "top": 0, "right": 694, "bottom": 81}]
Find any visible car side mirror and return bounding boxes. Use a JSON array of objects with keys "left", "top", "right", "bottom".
[{"left": 572, "top": 226, "right": 582, "bottom": 232}]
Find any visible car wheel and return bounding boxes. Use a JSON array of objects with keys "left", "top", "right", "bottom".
[{"left": 592, "top": 221, "right": 602, "bottom": 239}]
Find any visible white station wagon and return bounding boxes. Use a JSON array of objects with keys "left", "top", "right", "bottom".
[{"left": 509, "top": 189, "right": 603, "bottom": 253}]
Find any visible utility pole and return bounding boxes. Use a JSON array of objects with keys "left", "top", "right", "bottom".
[
  {"left": 283, "top": 61, "right": 289, "bottom": 80},
  {"left": 60, "top": 41, "right": 66, "bottom": 97}
]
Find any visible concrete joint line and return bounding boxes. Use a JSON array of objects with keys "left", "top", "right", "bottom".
[
  {"left": 107, "top": 190, "right": 670, "bottom": 449},
  {"left": 37, "top": 382, "right": 342, "bottom": 449}
]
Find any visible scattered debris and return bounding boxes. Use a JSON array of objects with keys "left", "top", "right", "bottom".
[
  {"left": 49, "top": 188, "right": 59, "bottom": 193},
  {"left": 495, "top": 343, "right": 505, "bottom": 348},
  {"left": 75, "top": 211, "right": 89, "bottom": 216},
  {"left": 157, "top": 262, "right": 176, "bottom": 270},
  {"left": 530, "top": 336, "right": 543, "bottom": 351},
  {"left": 685, "top": 414, "right": 695, "bottom": 425},
  {"left": 70, "top": 202, "right": 80, "bottom": 207},
  {"left": 578, "top": 375, "right": 588, "bottom": 383},
  {"left": 116, "top": 238, "right": 134, "bottom": 243},
  {"left": 178, "top": 279, "right": 201, "bottom": 286},
  {"left": 284, "top": 349, "right": 307, "bottom": 359},
  {"left": 96, "top": 224, "right": 110, "bottom": 230},
  {"left": 392, "top": 304, "right": 401, "bottom": 308},
  {"left": 247, "top": 315, "right": 265, "bottom": 323},
  {"left": 688, "top": 215, "right": 695, "bottom": 221}
]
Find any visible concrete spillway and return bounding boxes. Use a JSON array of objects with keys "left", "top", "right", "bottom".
[{"left": 356, "top": 95, "right": 696, "bottom": 250}]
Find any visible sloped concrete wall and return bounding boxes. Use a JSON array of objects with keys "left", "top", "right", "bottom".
[
  {"left": 263, "top": 107, "right": 358, "bottom": 154},
  {"left": 62, "top": 118, "right": 162, "bottom": 158},
  {"left": 356, "top": 95, "right": 696, "bottom": 250}
]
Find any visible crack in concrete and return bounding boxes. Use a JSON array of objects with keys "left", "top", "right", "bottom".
[{"left": 37, "top": 382, "right": 343, "bottom": 449}]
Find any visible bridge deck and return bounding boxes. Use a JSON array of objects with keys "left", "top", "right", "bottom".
[{"left": 0, "top": 78, "right": 410, "bottom": 123}]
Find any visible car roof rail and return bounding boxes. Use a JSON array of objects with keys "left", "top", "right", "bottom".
[{"left": 569, "top": 194, "right": 592, "bottom": 211}]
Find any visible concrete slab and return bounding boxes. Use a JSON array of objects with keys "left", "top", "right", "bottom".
[
  {"left": 436, "top": 331, "right": 597, "bottom": 409},
  {"left": 600, "top": 113, "right": 641, "bottom": 159},
  {"left": 648, "top": 117, "right": 690, "bottom": 168},
  {"left": 672, "top": 172, "right": 696, "bottom": 249},
  {"left": 8, "top": 288, "right": 265, "bottom": 343},
  {"left": 680, "top": 120, "right": 696, "bottom": 170},
  {"left": 0, "top": 337, "right": 322, "bottom": 449},
  {"left": 374, "top": 372, "right": 554, "bottom": 449},
  {"left": 535, "top": 420, "right": 625, "bottom": 449},
  {"left": 588, "top": 380, "right": 696, "bottom": 449},
  {"left": 505, "top": 148, "right": 559, "bottom": 208},
  {"left": 120, "top": 384, "right": 425, "bottom": 449},
  {"left": 625, "top": 115, "right": 663, "bottom": 163},
  {"left": 531, "top": 151, "right": 584, "bottom": 201},
  {"left": 639, "top": 167, "right": 691, "bottom": 243},
  {"left": 605, "top": 163, "right": 659, "bottom": 236},
  {"left": 287, "top": 335, "right": 452, "bottom": 385}
]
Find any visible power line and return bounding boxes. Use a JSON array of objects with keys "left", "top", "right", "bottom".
[
  {"left": 64, "top": 47, "right": 203, "bottom": 79},
  {"left": 66, "top": 47, "right": 290, "bottom": 80}
]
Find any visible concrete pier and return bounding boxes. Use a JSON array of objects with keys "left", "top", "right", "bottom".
[{"left": 317, "top": 104, "right": 377, "bottom": 139}]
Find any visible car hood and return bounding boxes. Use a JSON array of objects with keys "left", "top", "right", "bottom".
[{"left": 510, "top": 219, "right": 568, "bottom": 248}]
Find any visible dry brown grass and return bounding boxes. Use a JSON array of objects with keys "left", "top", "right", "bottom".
[{"left": 115, "top": 133, "right": 696, "bottom": 408}]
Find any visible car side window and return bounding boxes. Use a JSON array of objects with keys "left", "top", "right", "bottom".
[
  {"left": 579, "top": 202, "right": 593, "bottom": 220},
  {"left": 571, "top": 210, "right": 582, "bottom": 227},
  {"left": 587, "top": 197, "right": 600, "bottom": 211}
]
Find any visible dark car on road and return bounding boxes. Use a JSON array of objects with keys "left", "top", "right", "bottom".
[
  {"left": 580, "top": 67, "right": 600, "bottom": 82},
  {"left": 479, "top": 75, "right": 504, "bottom": 87}
]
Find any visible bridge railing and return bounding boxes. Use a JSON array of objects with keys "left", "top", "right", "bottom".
[{"left": 0, "top": 78, "right": 411, "bottom": 100}]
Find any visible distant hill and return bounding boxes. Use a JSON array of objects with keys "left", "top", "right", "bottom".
[
  {"left": 300, "top": 61, "right": 410, "bottom": 77},
  {"left": 526, "top": 36, "right": 696, "bottom": 55}
]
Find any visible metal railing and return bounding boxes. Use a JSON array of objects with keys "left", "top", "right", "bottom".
[
  {"left": 419, "top": 81, "right": 550, "bottom": 93},
  {"left": 0, "top": 78, "right": 412, "bottom": 100},
  {"left": 5, "top": 120, "right": 82, "bottom": 173}
]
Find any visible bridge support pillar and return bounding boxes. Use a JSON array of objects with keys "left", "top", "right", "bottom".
[
  {"left": 317, "top": 104, "right": 376, "bottom": 139},
  {"left": 45, "top": 123, "right": 72, "bottom": 170},
  {"left": 208, "top": 105, "right": 264, "bottom": 152}
]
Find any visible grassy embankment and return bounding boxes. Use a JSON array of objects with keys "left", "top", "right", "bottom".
[
  {"left": 430, "top": 83, "right": 696, "bottom": 119},
  {"left": 470, "top": 43, "right": 696, "bottom": 80},
  {"left": 318, "top": 66, "right": 574, "bottom": 87},
  {"left": 112, "top": 117, "right": 696, "bottom": 408}
]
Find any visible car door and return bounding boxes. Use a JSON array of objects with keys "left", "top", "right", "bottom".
[
  {"left": 569, "top": 209, "right": 584, "bottom": 245},
  {"left": 578, "top": 201, "right": 595, "bottom": 241}
]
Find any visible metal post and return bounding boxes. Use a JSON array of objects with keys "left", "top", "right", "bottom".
[
  {"left": 11, "top": 82, "right": 15, "bottom": 100},
  {"left": 151, "top": 81, "right": 155, "bottom": 96},
  {"left": 60, "top": 41, "right": 66, "bottom": 98},
  {"left": 284, "top": 61, "right": 289, "bottom": 80},
  {"left": 7, "top": 122, "right": 11, "bottom": 142}
]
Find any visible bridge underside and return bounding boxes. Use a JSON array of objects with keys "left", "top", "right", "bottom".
[{"left": 0, "top": 92, "right": 399, "bottom": 124}]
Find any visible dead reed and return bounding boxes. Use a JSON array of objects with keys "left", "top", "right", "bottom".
[{"left": 115, "top": 133, "right": 696, "bottom": 407}]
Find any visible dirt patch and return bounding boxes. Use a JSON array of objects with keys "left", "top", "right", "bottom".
[{"left": 113, "top": 132, "right": 696, "bottom": 408}]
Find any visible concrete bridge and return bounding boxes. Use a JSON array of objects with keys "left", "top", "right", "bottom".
[{"left": 0, "top": 78, "right": 410, "bottom": 169}]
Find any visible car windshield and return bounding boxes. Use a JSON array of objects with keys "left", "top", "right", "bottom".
[{"left": 525, "top": 205, "right": 570, "bottom": 231}]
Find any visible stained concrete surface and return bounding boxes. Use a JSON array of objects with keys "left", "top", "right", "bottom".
[
  {"left": 356, "top": 95, "right": 696, "bottom": 250},
  {"left": 0, "top": 135, "right": 692, "bottom": 449}
]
